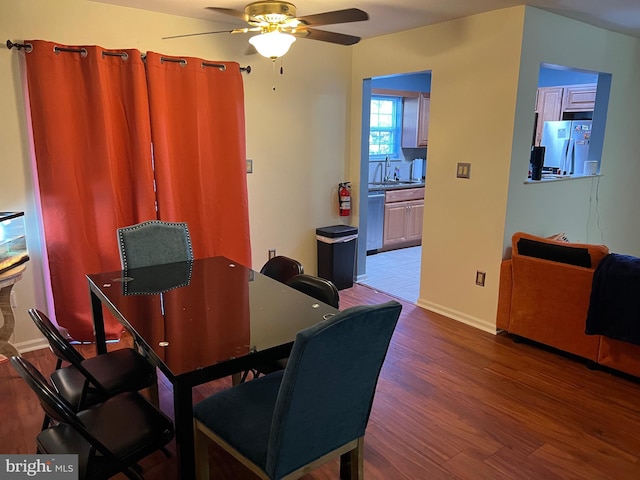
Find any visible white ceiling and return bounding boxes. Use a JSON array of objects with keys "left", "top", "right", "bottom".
[{"left": 93, "top": 0, "right": 640, "bottom": 40}]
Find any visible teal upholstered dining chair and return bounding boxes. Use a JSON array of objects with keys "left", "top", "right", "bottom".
[
  {"left": 194, "top": 300, "right": 402, "bottom": 480},
  {"left": 117, "top": 220, "right": 194, "bottom": 362},
  {"left": 117, "top": 220, "right": 194, "bottom": 269}
]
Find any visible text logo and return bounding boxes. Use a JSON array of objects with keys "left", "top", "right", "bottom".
[{"left": 1, "top": 455, "right": 78, "bottom": 479}]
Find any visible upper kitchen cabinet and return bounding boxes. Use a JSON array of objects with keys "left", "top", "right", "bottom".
[
  {"left": 562, "top": 84, "right": 597, "bottom": 112},
  {"left": 402, "top": 93, "right": 430, "bottom": 148},
  {"left": 534, "top": 87, "right": 563, "bottom": 146}
]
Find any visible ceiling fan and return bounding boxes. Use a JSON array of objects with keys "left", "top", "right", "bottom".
[{"left": 164, "top": 1, "right": 369, "bottom": 60}]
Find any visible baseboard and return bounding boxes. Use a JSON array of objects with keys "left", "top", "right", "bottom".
[
  {"left": 14, "top": 338, "right": 49, "bottom": 354},
  {"left": 416, "top": 299, "right": 497, "bottom": 335}
]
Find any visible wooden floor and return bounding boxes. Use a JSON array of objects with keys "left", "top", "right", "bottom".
[{"left": 3, "top": 283, "right": 640, "bottom": 479}]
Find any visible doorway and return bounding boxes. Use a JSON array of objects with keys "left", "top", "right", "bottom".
[{"left": 356, "top": 71, "right": 431, "bottom": 303}]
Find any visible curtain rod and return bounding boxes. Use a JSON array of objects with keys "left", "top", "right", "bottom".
[{"left": 6, "top": 40, "right": 251, "bottom": 74}]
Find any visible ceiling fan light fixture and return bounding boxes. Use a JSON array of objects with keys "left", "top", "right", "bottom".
[{"left": 249, "top": 30, "right": 296, "bottom": 59}]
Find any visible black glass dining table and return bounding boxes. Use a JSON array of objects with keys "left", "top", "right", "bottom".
[{"left": 86, "top": 256, "right": 339, "bottom": 479}]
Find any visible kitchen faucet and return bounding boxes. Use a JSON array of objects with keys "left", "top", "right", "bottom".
[
  {"left": 384, "top": 156, "right": 391, "bottom": 181},
  {"left": 374, "top": 162, "right": 384, "bottom": 183}
]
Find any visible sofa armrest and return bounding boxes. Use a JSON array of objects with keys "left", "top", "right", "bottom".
[
  {"left": 509, "top": 254, "right": 600, "bottom": 360},
  {"left": 496, "top": 259, "right": 512, "bottom": 331}
]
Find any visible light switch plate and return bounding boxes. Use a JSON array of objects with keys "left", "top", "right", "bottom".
[
  {"left": 246, "top": 159, "right": 253, "bottom": 174},
  {"left": 457, "top": 162, "right": 471, "bottom": 179}
]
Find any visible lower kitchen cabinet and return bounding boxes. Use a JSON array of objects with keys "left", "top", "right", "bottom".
[{"left": 382, "top": 188, "right": 424, "bottom": 250}]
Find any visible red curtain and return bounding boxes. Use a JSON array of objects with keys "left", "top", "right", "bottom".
[
  {"left": 145, "top": 52, "right": 251, "bottom": 267},
  {"left": 25, "top": 40, "right": 157, "bottom": 341},
  {"left": 24, "top": 42, "right": 251, "bottom": 342}
]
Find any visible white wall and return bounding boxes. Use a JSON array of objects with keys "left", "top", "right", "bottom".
[
  {"left": 506, "top": 8, "right": 640, "bottom": 256},
  {"left": 352, "top": 7, "right": 526, "bottom": 333},
  {"left": 0, "top": 0, "right": 352, "bottom": 351}
]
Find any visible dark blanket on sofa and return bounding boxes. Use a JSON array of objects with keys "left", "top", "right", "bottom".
[{"left": 585, "top": 253, "right": 640, "bottom": 345}]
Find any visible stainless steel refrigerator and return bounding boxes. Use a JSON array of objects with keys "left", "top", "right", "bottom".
[{"left": 540, "top": 120, "right": 592, "bottom": 175}]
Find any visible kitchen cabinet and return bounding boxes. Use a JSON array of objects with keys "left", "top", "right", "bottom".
[
  {"left": 534, "top": 87, "right": 563, "bottom": 146},
  {"left": 533, "top": 84, "right": 597, "bottom": 146},
  {"left": 402, "top": 93, "right": 430, "bottom": 148},
  {"left": 562, "top": 84, "right": 597, "bottom": 112},
  {"left": 382, "top": 187, "right": 424, "bottom": 250}
]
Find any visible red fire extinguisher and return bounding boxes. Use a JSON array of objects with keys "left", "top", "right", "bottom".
[{"left": 338, "top": 182, "right": 351, "bottom": 216}]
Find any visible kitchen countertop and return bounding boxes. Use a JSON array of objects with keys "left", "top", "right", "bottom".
[{"left": 368, "top": 180, "right": 425, "bottom": 191}]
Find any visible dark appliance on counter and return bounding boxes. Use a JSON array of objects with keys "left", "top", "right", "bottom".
[{"left": 530, "top": 146, "right": 545, "bottom": 181}]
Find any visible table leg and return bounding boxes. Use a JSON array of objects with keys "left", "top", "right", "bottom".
[
  {"left": 0, "top": 284, "right": 20, "bottom": 358},
  {"left": 90, "top": 290, "right": 107, "bottom": 354},
  {"left": 174, "top": 380, "right": 196, "bottom": 479}
]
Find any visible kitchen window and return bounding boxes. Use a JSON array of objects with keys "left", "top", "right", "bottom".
[{"left": 369, "top": 96, "right": 402, "bottom": 159}]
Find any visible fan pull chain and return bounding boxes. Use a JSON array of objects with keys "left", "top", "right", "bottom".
[
  {"left": 272, "top": 59, "right": 276, "bottom": 91},
  {"left": 271, "top": 58, "right": 285, "bottom": 92}
]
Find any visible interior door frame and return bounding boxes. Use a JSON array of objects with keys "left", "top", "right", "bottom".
[{"left": 356, "top": 78, "right": 372, "bottom": 280}]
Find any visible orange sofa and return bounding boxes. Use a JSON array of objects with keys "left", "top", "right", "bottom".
[{"left": 497, "top": 232, "right": 640, "bottom": 378}]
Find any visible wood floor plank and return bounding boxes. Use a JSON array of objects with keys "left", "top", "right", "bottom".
[
  {"left": 485, "top": 445, "right": 567, "bottom": 480},
  {"left": 2, "top": 283, "right": 640, "bottom": 479},
  {"left": 441, "top": 451, "right": 514, "bottom": 480},
  {"left": 529, "top": 441, "right": 639, "bottom": 480}
]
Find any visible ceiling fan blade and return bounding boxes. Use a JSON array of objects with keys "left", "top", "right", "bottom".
[
  {"left": 297, "top": 8, "right": 368, "bottom": 27},
  {"left": 206, "top": 7, "right": 249, "bottom": 22},
  {"left": 162, "top": 29, "right": 233, "bottom": 40},
  {"left": 298, "top": 28, "right": 361, "bottom": 46}
]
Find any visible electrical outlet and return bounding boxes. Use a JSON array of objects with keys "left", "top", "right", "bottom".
[
  {"left": 475, "top": 271, "right": 486, "bottom": 287},
  {"left": 457, "top": 162, "right": 471, "bottom": 179},
  {"left": 10, "top": 290, "right": 17, "bottom": 308},
  {"left": 268, "top": 249, "right": 276, "bottom": 259},
  {"left": 246, "top": 159, "right": 253, "bottom": 174}
]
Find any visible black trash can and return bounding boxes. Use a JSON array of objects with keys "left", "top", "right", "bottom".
[{"left": 316, "top": 225, "right": 358, "bottom": 290}]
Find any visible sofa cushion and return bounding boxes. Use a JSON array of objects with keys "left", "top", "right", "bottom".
[{"left": 517, "top": 237, "right": 591, "bottom": 268}]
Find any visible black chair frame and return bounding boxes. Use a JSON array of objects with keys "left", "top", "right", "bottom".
[
  {"left": 28, "top": 308, "right": 157, "bottom": 429},
  {"left": 11, "top": 356, "right": 173, "bottom": 480},
  {"left": 259, "top": 255, "right": 304, "bottom": 283}
]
